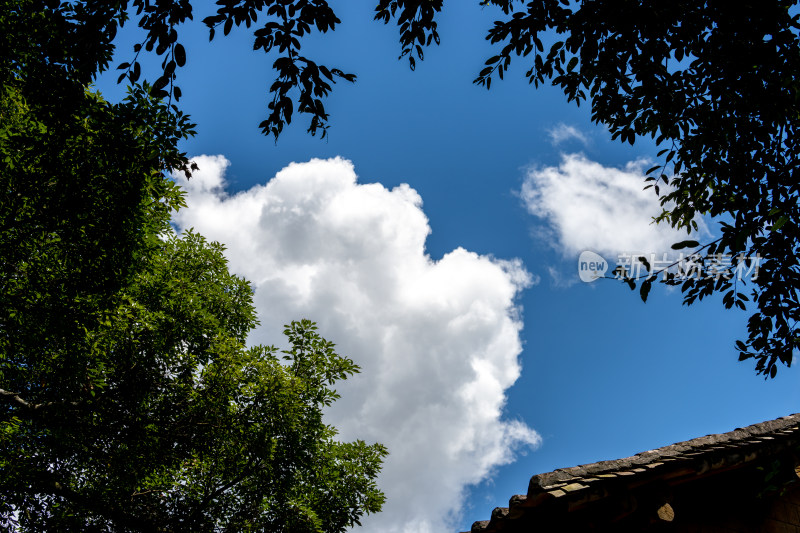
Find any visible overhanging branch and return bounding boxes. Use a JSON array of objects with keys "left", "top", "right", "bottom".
[{"left": 0, "top": 388, "right": 79, "bottom": 413}]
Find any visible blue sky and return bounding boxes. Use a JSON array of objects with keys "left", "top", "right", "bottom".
[{"left": 98, "top": 3, "right": 800, "bottom": 532}]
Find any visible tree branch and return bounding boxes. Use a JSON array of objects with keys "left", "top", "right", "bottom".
[
  {"left": 26, "top": 474, "right": 164, "bottom": 532},
  {"left": 0, "top": 388, "right": 79, "bottom": 413}
]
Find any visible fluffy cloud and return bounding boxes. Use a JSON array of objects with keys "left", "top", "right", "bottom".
[
  {"left": 173, "top": 155, "right": 539, "bottom": 533},
  {"left": 520, "top": 153, "right": 709, "bottom": 258}
]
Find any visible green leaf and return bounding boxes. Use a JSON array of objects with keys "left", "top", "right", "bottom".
[
  {"left": 639, "top": 278, "right": 652, "bottom": 302},
  {"left": 671, "top": 240, "right": 700, "bottom": 250},
  {"left": 771, "top": 215, "right": 789, "bottom": 231},
  {"left": 174, "top": 43, "right": 186, "bottom": 67},
  {"left": 567, "top": 56, "right": 578, "bottom": 71},
  {"left": 152, "top": 75, "right": 170, "bottom": 93}
]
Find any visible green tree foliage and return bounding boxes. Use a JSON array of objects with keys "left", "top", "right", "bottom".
[
  {"left": 116, "top": 0, "right": 356, "bottom": 139},
  {"left": 2, "top": 229, "right": 386, "bottom": 531},
  {"left": 1, "top": 1, "right": 385, "bottom": 530}
]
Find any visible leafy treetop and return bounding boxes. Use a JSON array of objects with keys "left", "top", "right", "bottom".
[{"left": 1, "top": 1, "right": 386, "bottom": 530}]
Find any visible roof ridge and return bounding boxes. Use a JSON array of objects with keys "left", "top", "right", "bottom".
[{"left": 529, "top": 413, "right": 800, "bottom": 490}]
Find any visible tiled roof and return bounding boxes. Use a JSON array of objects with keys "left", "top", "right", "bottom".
[{"left": 464, "top": 413, "right": 800, "bottom": 532}]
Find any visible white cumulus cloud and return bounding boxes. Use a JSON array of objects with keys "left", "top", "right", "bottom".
[
  {"left": 520, "top": 153, "right": 709, "bottom": 259},
  {"left": 173, "top": 155, "right": 539, "bottom": 533}
]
